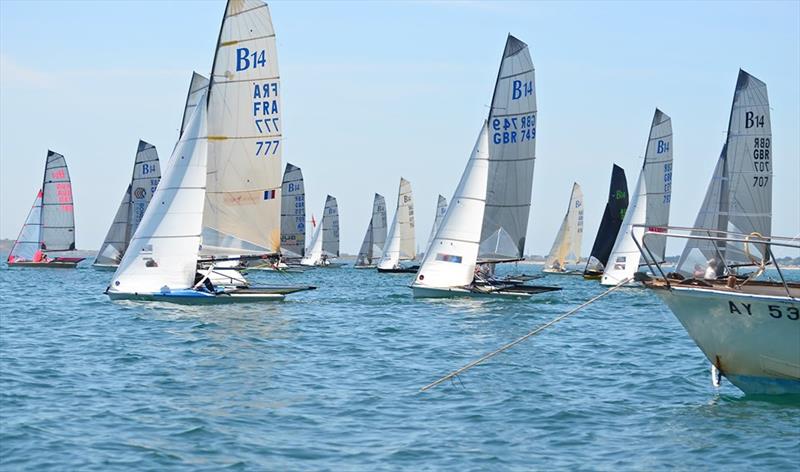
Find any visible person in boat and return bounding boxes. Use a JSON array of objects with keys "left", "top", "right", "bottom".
[
  {"left": 704, "top": 259, "right": 718, "bottom": 280},
  {"left": 693, "top": 264, "right": 705, "bottom": 279},
  {"left": 32, "top": 250, "right": 48, "bottom": 263},
  {"left": 193, "top": 272, "right": 216, "bottom": 293},
  {"left": 552, "top": 261, "right": 562, "bottom": 272},
  {"left": 320, "top": 254, "right": 330, "bottom": 266}
]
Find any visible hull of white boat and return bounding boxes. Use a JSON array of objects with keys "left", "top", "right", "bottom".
[
  {"left": 411, "top": 285, "right": 531, "bottom": 299},
  {"left": 92, "top": 263, "right": 118, "bottom": 271},
  {"left": 107, "top": 289, "right": 285, "bottom": 304},
  {"left": 353, "top": 264, "right": 377, "bottom": 269},
  {"left": 653, "top": 286, "right": 800, "bottom": 395},
  {"left": 542, "top": 269, "right": 583, "bottom": 276},
  {"left": 8, "top": 260, "right": 83, "bottom": 269}
]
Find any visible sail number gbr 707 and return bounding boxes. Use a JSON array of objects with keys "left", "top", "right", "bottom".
[
  {"left": 752, "top": 137, "right": 770, "bottom": 187},
  {"left": 491, "top": 114, "right": 536, "bottom": 145}
]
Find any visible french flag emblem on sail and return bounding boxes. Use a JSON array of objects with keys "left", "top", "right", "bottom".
[{"left": 263, "top": 189, "right": 276, "bottom": 200}]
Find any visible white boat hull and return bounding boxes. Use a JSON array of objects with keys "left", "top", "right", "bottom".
[
  {"left": 654, "top": 286, "right": 800, "bottom": 394},
  {"left": 411, "top": 285, "right": 531, "bottom": 299},
  {"left": 107, "top": 289, "right": 285, "bottom": 304}
]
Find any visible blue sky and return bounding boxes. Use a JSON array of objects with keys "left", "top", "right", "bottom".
[{"left": 1, "top": 0, "right": 798, "bottom": 256}]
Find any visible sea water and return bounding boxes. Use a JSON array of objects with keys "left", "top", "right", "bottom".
[{"left": 1, "top": 264, "right": 798, "bottom": 470}]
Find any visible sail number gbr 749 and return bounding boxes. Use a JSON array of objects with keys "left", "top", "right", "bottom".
[{"left": 491, "top": 114, "right": 536, "bottom": 145}]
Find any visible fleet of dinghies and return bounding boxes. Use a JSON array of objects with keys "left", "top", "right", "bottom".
[{"left": 4, "top": 3, "right": 798, "bottom": 394}]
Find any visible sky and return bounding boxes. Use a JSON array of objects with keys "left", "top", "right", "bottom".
[{"left": 1, "top": 0, "right": 799, "bottom": 257}]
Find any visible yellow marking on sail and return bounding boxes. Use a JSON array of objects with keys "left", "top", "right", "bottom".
[
  {"left": 220, "top": 40, "right": 239, "bottom": 47},
  {"left": 207, "top": 136, "right": 229, "bottom": 141}
]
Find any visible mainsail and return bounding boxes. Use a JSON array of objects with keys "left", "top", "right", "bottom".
[
  {"left": 280, "top": 163, "right": 305, "bottom": 259},
  {"left": 41, "top": 151, "right": 76, "bottom": 252},
  {"left": 413, "top": 122, "right": 490, "bottom": 289},
  {"left": 109, "top": 91, "right": 209, "bottom": 293},
  {"left": 378, "top": 178, "right": 416, "bottom": 270},
  {"left": 424, "top": 195, "right": 448, "bottom": 255},
  {"left": 8, "top": 190, "right": 43, "bottom": 262},
  {"left": 602, "top": 109, "right": 673, "bottom": 285},
  {"left": 544, "top": 183, "right": 583, "bottom": 269},
  {"left": 95, "top": 140, "right": 161, "bottom": 267},
  {"left": 355, "top": 193, "right": 387, "bottom": 267},
  {"left": 677, "top": 70, "right": 772, "bottom": 276},
  {"left": 202, "top": 0, "right": 282, "bottom": 256},
  {"left": 479, "top": 35, "right": 537, "bottom": 262},
  {"left": 584, "top": 165, "right": 628, "bottom": 274}
]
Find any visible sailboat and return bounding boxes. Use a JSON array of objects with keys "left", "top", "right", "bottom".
[
  {"left": 543, "top": 183, "right": 583, "bottom": 275},
  {"left": 636, "top": 70, "right": 799, "bottom": 395},
  {"left": 601, "top": 109, "right": 673, "bottom": 286},
  {"left": 377, "top": 178, "right": 418, "bottom": 273},
  {"left": 300, "top": 196, "right": 341, "bottom": 267},
  {"left": 583, "top": 165, "right": 628, "bottom": 279},
  {"left": 279, "top": 163, "right": 305, "bottom": 262},
  {"left": 422, "top": 195, "right": 448, "bottom": 257},
  {"left": 412, "top": 35, "right": 559, "bottom": 297},
  {"left": 94, "top": 140, "right": 161, "bottom": 269},
  {"left": 8, "top": 151, "right": 85, "bottom": 268},
  {"left": 106, "top": 0, "right": 314, "bottom": 301},
  {"left": 354, "top": 193, "right": 387, "bottom": 268}
]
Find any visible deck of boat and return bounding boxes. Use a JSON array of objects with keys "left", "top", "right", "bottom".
[{"left": 643, "top": 276, "right": 800, "bottom": 299}]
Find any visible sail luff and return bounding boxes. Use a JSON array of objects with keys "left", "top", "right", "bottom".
[{"left": 180, "top": 72, "right": 210, "bottom": 138}]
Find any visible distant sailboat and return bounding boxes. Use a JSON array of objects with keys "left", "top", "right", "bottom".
[
  {"left": 543, "top": 183, "right": 583, "bottom": 275},
  {"left": 423, "top": 195, "right": 448, "bottom": 256},
  {"left": 280, "top": 163, "right": 305, "bottom": 261},
  {"left": 354, "top": 193, "right": 387, "bottom": 268},
  {"left": 602, "top": 109, "right": 673, "bottom": 286},
  {"left": 106, "top": 0, "right": 314, "bottom": 301},
  {"left": 8, "top": 151, "right": 85, "bottom": 268},
  {"left": 583, "top": 165, "right": 628, "bottom": 279},
  {"left": 300, "top": 196, "right": 341, "bottom": 267},
  {"left": 94, "top": 140, "right": 161, "bottom": 269},
  {"left": 412, "top": 35, "right": 559, "bottom": 298},
  {"left": 675, "top": 70, "right": 772, "bottom": 278},
  {"left": 378, "top": 178, "right": 418, "bottom": 273}
]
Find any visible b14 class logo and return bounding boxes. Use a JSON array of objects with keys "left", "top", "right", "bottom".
[{"left": 134, "top": 187, "right": 147, "bottom": 199}]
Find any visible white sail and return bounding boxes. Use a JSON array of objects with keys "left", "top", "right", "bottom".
[
  {"left": 479, "top": 35, "right": 537, "bottom": 262},
  {"left": 108, "top": 92, "right": 208, "bottom": 294},
  {"left": 41, "top": 151, "right": 76, "bottom": 251},
  {"left": 202, "top": 0, "right": 282, "bottom": 256},
  {"left": 544, "top": 183, "right": 583, "bottom": 269},
  {"left": 180, "top": 72, "right": 210, "bottom": 138},
  {"left": 677, "top": 70, "right": 772, "bottom": 276},
  {"left": 321, "top": 195, "right": 340, "bottom": 257},
  {"left": 280, "top": 163, "right": 305, "bottom": 259},
  {"left": 96, "top": 141, "right": 161, "bottom": 266},
  {"left": 602, "top": 109, "right": 673, "bottom": 285},
  {"left": 424, "top": 195, "right": 448, "bottom": 255},
  {"left": 355, "top": 193, "right": 387, "bottom": 267},
  {"left": 300, "top": 195, "right": 338, "bottom": 266},
  {"left": 601, "top": 175, "right": 647, "bottom": 285},
  {"left": 378, "top": 178, "right": 415, "bottom": 270},
  {"left": 413, "top": 122, "right": 490, "bottom": 289},
  {"left": 7, "top": 190, "right": 43, "bottom": 263}
]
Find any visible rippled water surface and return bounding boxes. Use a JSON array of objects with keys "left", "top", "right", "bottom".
[{"left": 1, "top": 264, "right": 798, "bottom": 470}]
